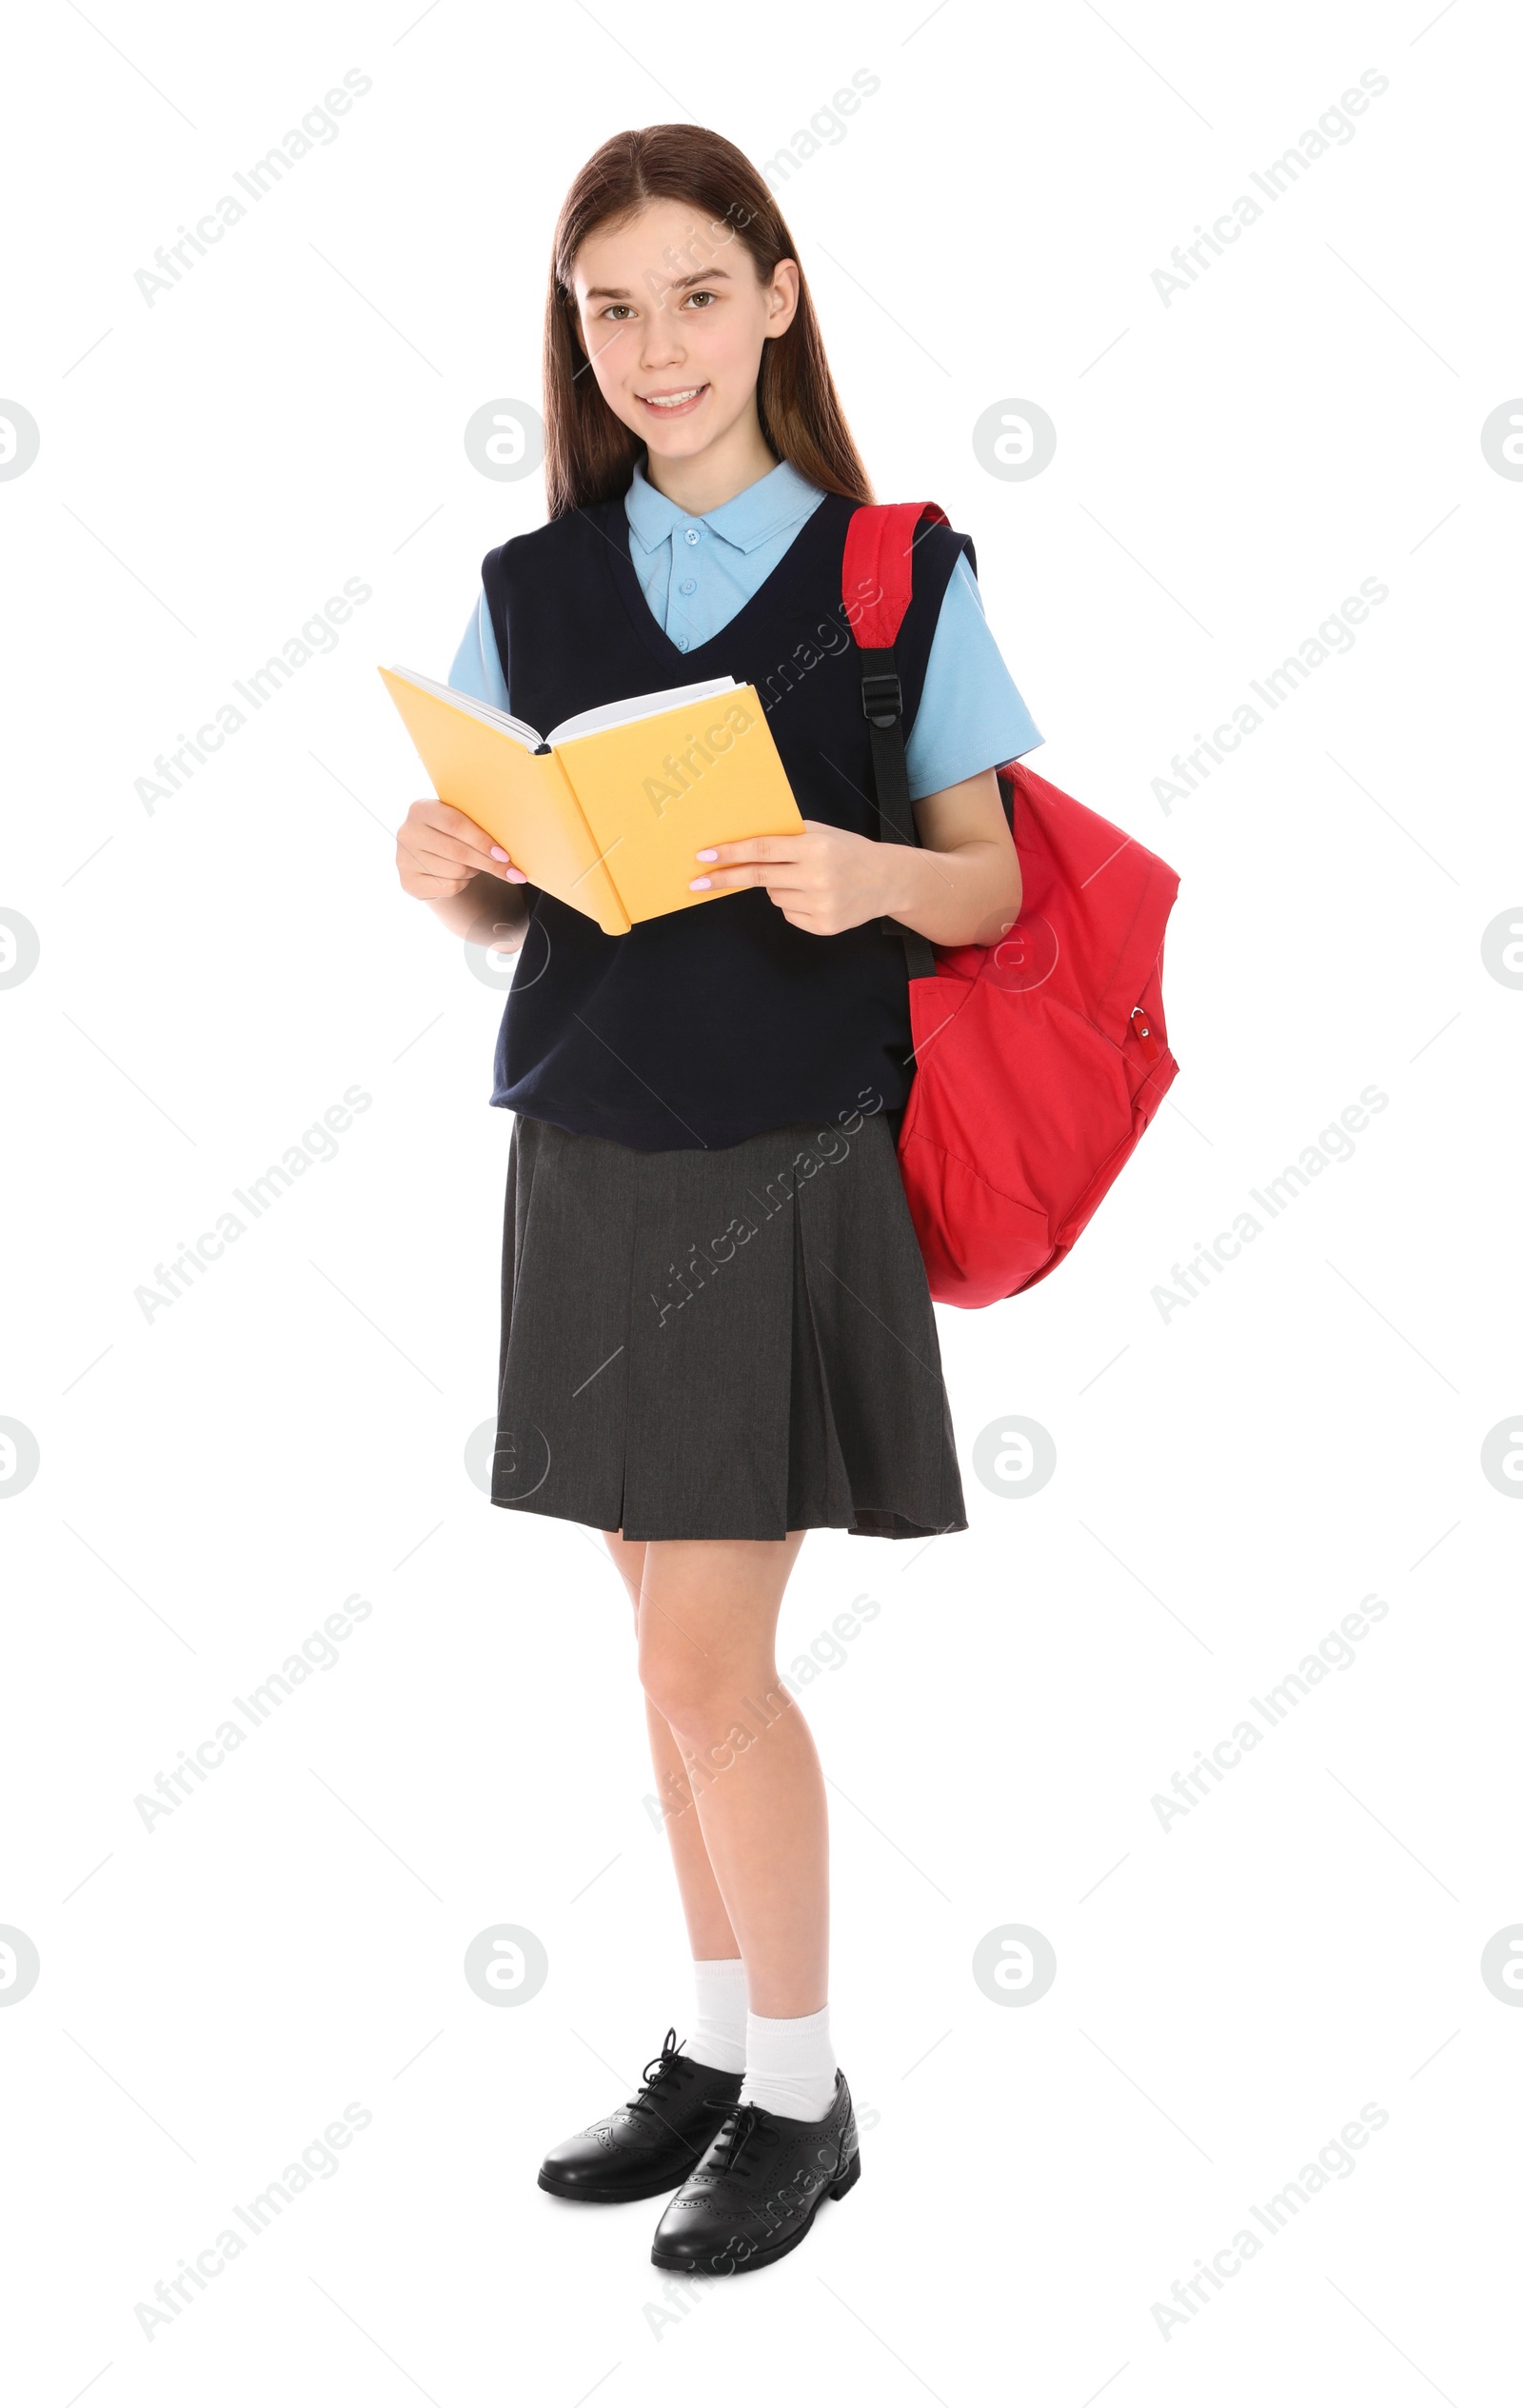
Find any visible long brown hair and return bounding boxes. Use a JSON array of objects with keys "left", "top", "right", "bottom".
[{"left": 542, "top": 125, "right": 875, "bottom": 519}]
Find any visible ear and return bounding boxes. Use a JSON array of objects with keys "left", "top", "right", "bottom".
[{"left": 767, "top": 256, "right": 801, "bottom": 337}]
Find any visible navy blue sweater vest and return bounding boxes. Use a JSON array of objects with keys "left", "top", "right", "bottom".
[{"left": 480, "top": 488, "right": 973, "bottom": 1150}]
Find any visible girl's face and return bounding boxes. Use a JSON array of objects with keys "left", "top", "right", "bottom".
[{"left": 568, "top": 197, "right": 799, "bottom": 465}]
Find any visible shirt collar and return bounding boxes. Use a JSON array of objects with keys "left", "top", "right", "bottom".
[{"left": 625, "top": 449, "right": 825, "bottom": 557}]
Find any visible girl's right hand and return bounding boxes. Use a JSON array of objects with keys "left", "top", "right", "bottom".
[{"left": 395, "top": 797, "right": 529, "bottom": 900}]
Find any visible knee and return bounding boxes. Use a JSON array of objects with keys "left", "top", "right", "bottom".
[
  {"left": 637, "top": 1632, "right": 720, "bottom": 1737},
  {"left": 635, "top": 1627, "right": 760, "bottom": 1742},
  {"left": 639, "top": 1632, "right": 777, "bottom": 1742}
]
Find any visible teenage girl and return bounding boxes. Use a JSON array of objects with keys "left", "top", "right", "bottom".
[{"left": 395, "top": 125, "right": 1042, "bottom": 2275}]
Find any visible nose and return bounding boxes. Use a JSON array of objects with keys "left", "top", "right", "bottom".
[{"left": 639, "top": 302, "right": 686, "bottom": 369}]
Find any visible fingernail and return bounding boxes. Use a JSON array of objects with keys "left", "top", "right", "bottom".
[
  {"left": 490, "top": 845, "right": 509, "bottom": 860},
  {"left": 695, "top": 848, "right": 718, "bottom": 862},
  {"left": 505, "top": 868, "right": 527, "bottom": 883},
  {"left": 689, "top": 876, "right": 712, "bottom": 891}
]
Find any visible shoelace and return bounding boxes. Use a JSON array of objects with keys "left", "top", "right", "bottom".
[
  {"left": 621, "top": 2027, "right": 686, "bottom": 2126},
  {"left": 701, "top": 2097, "right": 768, "bottom": 2176}
]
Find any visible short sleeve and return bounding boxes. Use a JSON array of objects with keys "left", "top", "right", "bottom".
[
  {"left": 903, "top": 552, "right": 1043, "bottom": 802},
  {"left": 447, "top": 590, "right": 510, "bottom": 710}
]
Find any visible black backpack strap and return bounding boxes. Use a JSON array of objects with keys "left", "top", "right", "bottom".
[{"left": 858, "top": 645, "right": 937, "bottom": 982}]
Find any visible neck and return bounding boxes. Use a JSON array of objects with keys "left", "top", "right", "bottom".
[{"left": 641, "top": 410, "right": 780, "bottom": 517}]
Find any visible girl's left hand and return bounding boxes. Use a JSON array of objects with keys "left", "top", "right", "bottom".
[{"left": 689, "top": 820, "right": 904, "bottom": 935}]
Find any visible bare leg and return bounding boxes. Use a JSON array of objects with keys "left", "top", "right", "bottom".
[
  {"left": 634, "top": 1535, "right": 825, "bottom": 2018},
  {"left": 602, "top": 1532, "right": 739, "bottom": 1961}
]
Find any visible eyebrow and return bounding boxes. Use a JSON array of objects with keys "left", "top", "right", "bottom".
[{"left": 582, "top": 267, "right": 735, "bottom": 302}]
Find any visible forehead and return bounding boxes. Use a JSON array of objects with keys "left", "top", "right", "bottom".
[{"left": 572, "top": 197, "right": 741, "bottom": 298}]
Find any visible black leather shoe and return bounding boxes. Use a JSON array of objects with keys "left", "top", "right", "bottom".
[
  {"left": 538, "top": 2029, "right": 744, "bottom": 2204},
  {"left": 649, "top": 2069, "right": 860, "bottom": 2273}
]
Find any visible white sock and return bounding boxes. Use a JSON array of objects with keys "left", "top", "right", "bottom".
[
  {"left": 739, "top": 2004, "right": 837, "bottom": 2122},
  {"left": 686, "top": 1957, "right": 748, "bottom": 2075}
]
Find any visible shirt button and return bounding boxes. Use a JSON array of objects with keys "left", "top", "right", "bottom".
[
  {"left": 683, "top": 527, "right": 701, "bottom": 546},
  {"left": 676, "top": 633, "right": 689, "bottom": 649},
  {"left": 680, "top": 577, "right": 696, "bottom": 594}
]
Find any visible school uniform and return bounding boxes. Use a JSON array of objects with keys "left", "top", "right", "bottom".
[{"left": 448, "top": 455, "right": 1042, "bottom": 1542}]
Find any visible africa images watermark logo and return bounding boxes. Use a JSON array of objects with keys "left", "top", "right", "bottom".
[
  {"left": 132, "top": 580, "right": 372, "bottom": 815},
  {"left": 1150, "top": 2103, "right": 1390, "bottom": 2340},
  {"left": 1148, "top": 1592, "right": 1391, "bottom": 1833},
  {"left": 131, "top": 1594, "right": 375, "bottom": 1834},
  {"left": 758, "top": 68, "right": 881, "bottom": 188},
  {"left": 649, "top": 1093, "right": 883, "bottom": 1327},
  {"left": 133, "top": 2103, "right": 373, "bottom": 2341},
  {"left": 1150, "top": 580, "right": 1390, "bottom": 816},
  {"left": 1149, "top": 70, "right": 1391, "bottom": 308},
  {"left": 132, "top": 70, "right": 374, "bottom": 307},
  {"left": 1150, "top": 1085, "right": 1389, "bottom": 1322},
  {"left": 133, "top": 1085, "right": 372, "bottom": 1322}
]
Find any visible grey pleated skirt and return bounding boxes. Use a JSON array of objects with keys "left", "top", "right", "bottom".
[{"left": 492, "top": 1107, "right": 967, "bottom": 1542}]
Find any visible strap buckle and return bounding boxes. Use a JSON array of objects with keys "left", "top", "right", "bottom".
[{"left": 860, "top": 670, "right": 902, "bottom": 728}]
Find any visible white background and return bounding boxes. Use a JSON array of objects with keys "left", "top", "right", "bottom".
[{"left": 3, "top": 1, "right": 1519, "bottom": 2400}]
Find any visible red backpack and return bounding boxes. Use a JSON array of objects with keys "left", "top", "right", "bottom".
[{"left": 844, "top": 501, "right": 1180, "bottom": 1307}]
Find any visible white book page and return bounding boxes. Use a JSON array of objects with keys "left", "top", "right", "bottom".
[
  {"left": 386, "top": 666, "right": 546, "bottom": 750},
  {"left": 547, "top": 676, "right": 741, "bottom": 747}
]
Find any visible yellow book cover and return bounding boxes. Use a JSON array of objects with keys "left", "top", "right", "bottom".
[
  {"left": 378, "top": 668, "right": 630, "bottom": 934},
  {"left": 379, "top": 667, "right": 803, "bottom": 936}
]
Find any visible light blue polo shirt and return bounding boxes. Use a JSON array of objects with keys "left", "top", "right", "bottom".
[{"left": 448, "top": 452, "right": 1042, "bottom": 800}]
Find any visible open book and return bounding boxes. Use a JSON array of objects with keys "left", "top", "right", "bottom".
[{"left": 379, "top": 666, "right": 804, "bottom": 936}]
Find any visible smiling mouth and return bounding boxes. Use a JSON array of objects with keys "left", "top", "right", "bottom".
[{"left": 638, "top": 384, "right": 708, "bottom": 409}]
